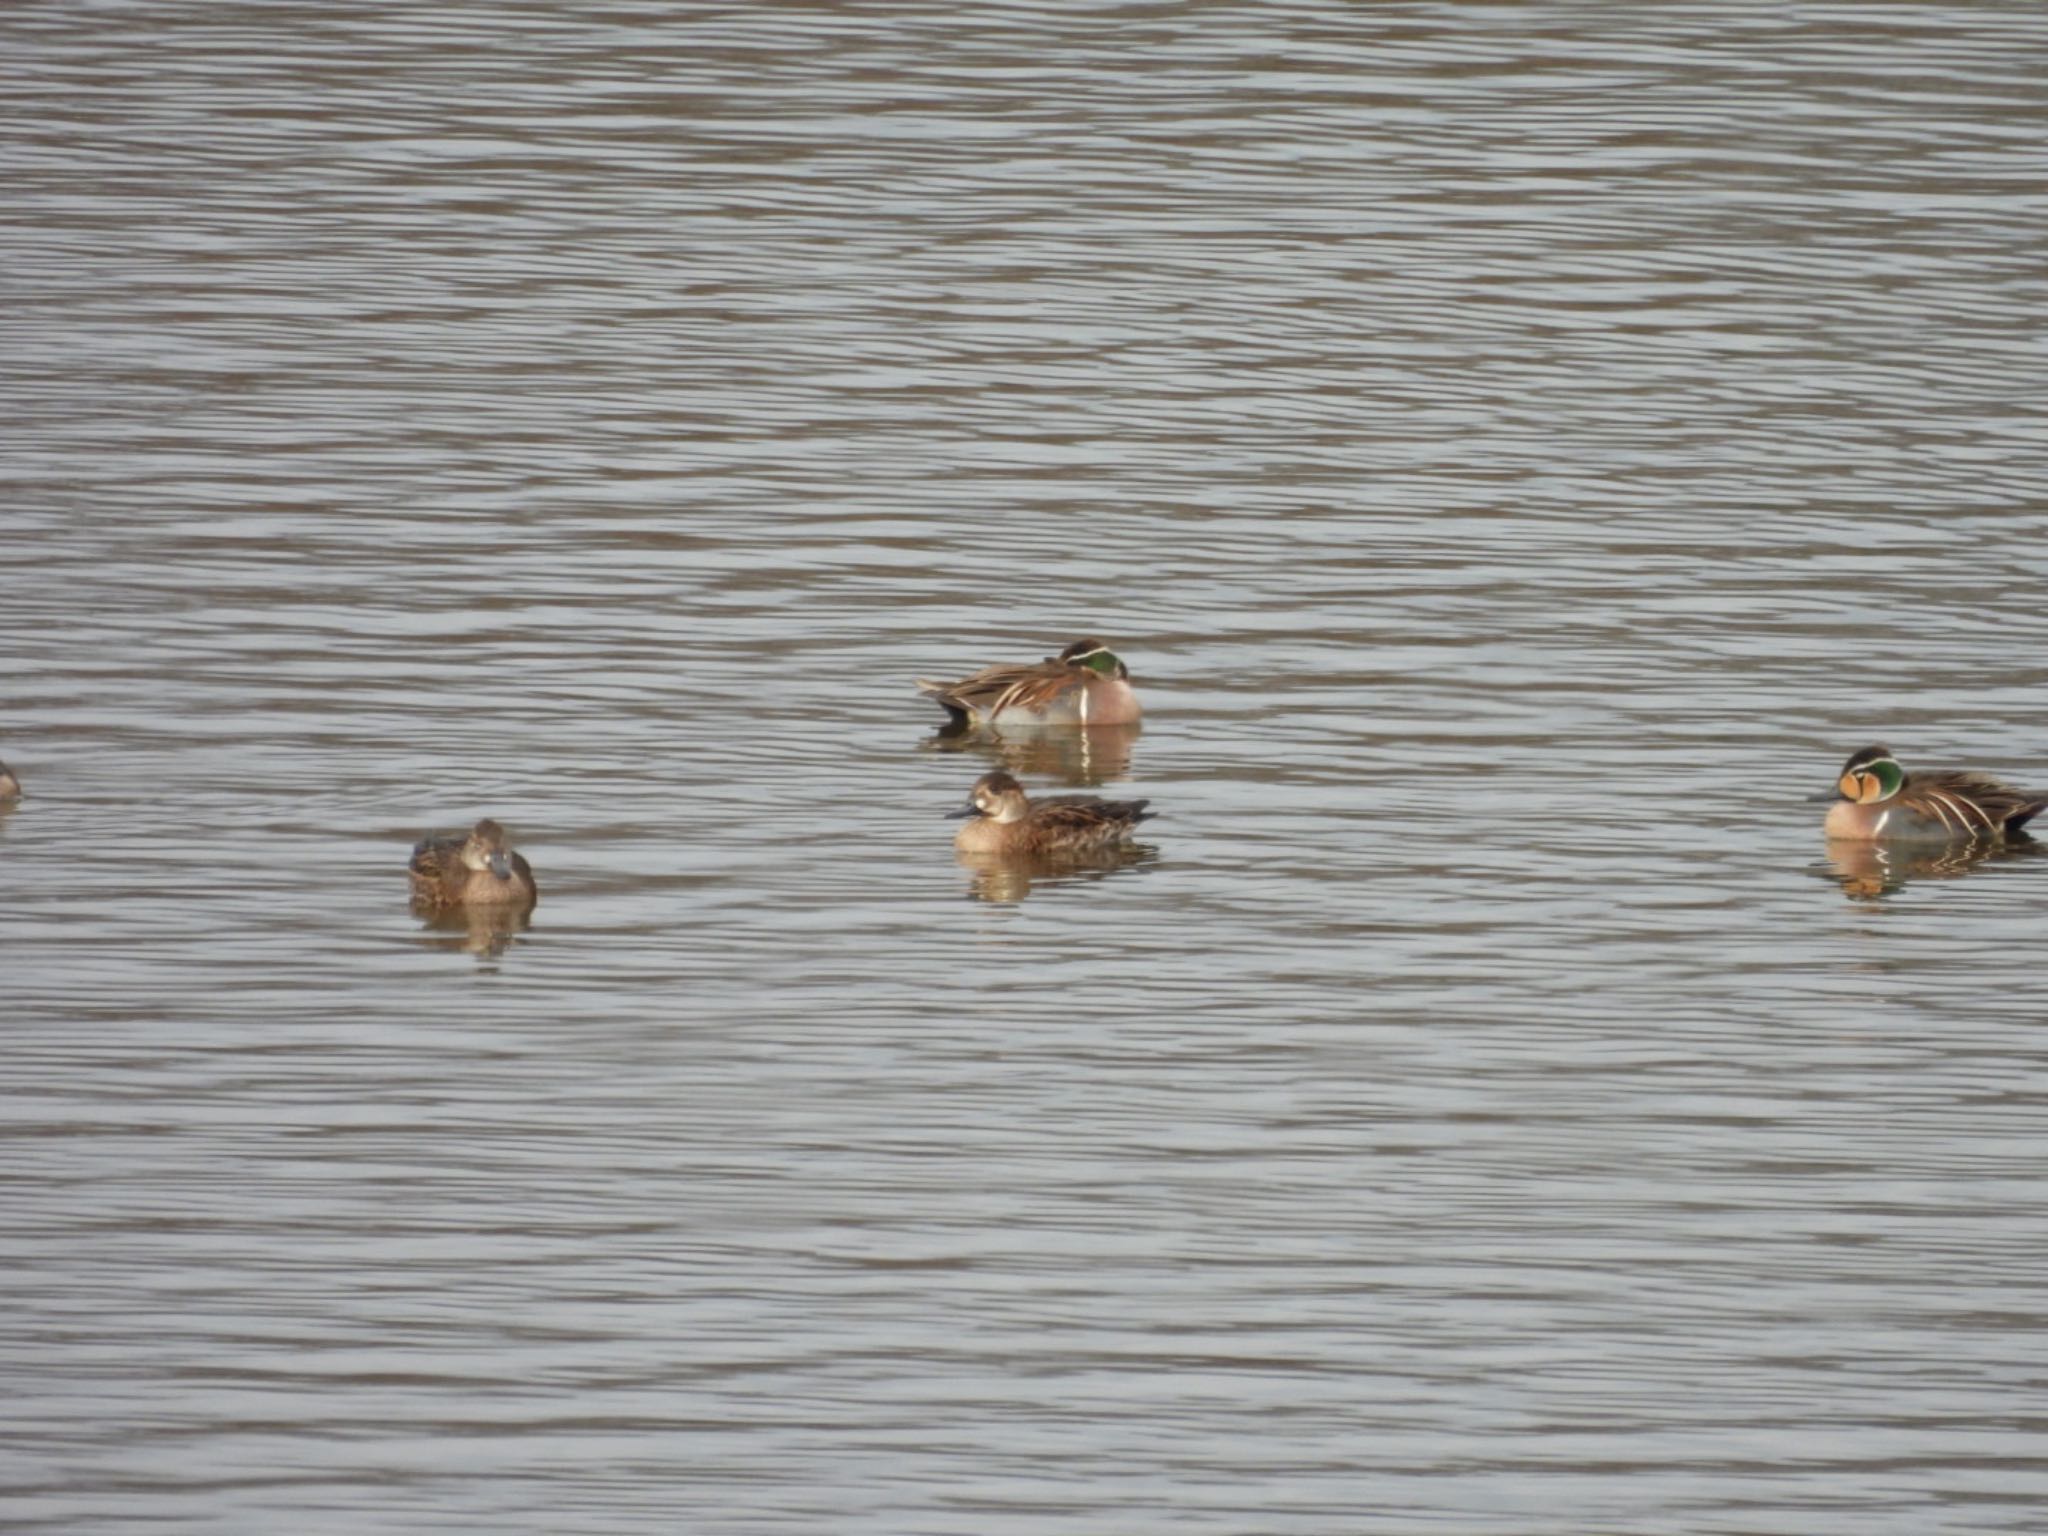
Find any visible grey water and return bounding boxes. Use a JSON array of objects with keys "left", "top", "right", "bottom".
[{"left": 5, "top": 3, "right": 2048, "bottom": 1531}]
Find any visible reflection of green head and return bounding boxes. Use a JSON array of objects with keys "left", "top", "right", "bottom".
[{"left": 1839, "top": 746, "right": 1904, "bottom": 803}]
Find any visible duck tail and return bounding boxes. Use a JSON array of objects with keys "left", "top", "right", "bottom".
[{"left": 914, "top": 679, "right": 972, "bottom": 723}]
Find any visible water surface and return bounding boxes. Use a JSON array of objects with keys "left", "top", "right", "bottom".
[{"left": 5, "top": 3, "right": 2048, "bottom": 1532}]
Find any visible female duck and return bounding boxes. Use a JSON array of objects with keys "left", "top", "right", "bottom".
[
  {"left": 918, "top": 638, "right": 1141, "bottom": 727},
  {"left": 950, "top": 770, "right": 1153, "bottom": 857},
  {"left": 408, "top": 818, "right": 538, "bottom": 911},
  {"left": 0, "top": 760, "right": 19, "bottom": 800},
  {"left": 1820, "top": 745, "right": 2045, "bottom": 843}
]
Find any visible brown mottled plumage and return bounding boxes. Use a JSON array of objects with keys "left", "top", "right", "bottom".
[
  {"left": 917, "top": 638, "right": 1142, "bottom": 727},
  {"left": 949, "top": 770, "right": 1153, "bottom": 857},
  {"left": 408, "top": 818, "right": 538, "bottom": 911},
  {"left": 1821, "top": 745, "right": 2045, "bottom": 844}
]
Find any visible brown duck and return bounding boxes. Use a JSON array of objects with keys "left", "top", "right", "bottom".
[
  {"left": 408, "top": 818, "right": 538, "bottom": 911},
  {"left": 949, "top": 770, "right": 1153, "bottom": 857}
]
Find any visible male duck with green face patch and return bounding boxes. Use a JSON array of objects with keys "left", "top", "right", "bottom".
[
  {"left": 1819, "top": 745, "right": 2046, "bottom": 843},
  {"left": 916, "top": 638, "right": 1141, "bottom": 728}
]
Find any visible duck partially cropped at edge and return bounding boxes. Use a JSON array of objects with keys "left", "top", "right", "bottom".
[
  {"left": 949, "top": 770, "right": 1153, "bottom": 857},
  {"left": 408, "top": 818, "right": 538, "bottom": 911},
  {"left": 1818, "top": 745, "right": 2046, "bottom": 843},
  {"left": 917, "top": 638, "right": 1141, "bottom": 727},
  {"left": 0, "top": 761, "right": 20, "bottom": 801}
]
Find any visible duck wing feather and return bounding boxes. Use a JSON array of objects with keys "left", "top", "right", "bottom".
[
  {"left": 1907, "top": 769, "right": 2046, "bottom": 836},
  {"left": 1034, "top": 795, "right": 1154, "bottom": 831},
  {"left": 916, "top": 659, "right": 1075, "bottom": 719}
]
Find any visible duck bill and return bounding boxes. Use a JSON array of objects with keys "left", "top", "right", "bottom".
[
  {"left": 489, "top": 851, "right": 514, "bottom": 879},
  {"left": 946, "top": 804, "right": 981, "bottom": 820},
  {"left": 1805, "top": 789, "right": 1843, "bottom": 803}
]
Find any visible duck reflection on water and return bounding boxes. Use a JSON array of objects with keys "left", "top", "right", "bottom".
[
  {"left": 921, "top": 718, "right": 1142, "bottom": 788},
  {"left": 413, "top": 901, "right": 534, "bottom": 958},
  {"left": 1820, "top": 836, "right": 2043, "bottom": 901},
  {"left": 959, "top": 844, "right": 1157, "bottom": 905}
]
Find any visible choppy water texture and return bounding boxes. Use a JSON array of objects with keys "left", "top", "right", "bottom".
[{"left": 5, "top": 3, "right": 2048, "bottom": 1532}]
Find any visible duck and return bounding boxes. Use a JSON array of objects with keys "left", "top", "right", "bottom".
[
  {"left": 1819, "top": 745, "right": 2045, "bottom": 843},
  {"left": 949, "top": 770, "right": 1153, "bottom": 857},
  {"left": 0, "top": 760, "right": 19, "bottom": 800},
  {"left": 917, "top": 638, "right": 1142, "bottom": 727},
  {"left": 408, "top": 818, "right": 538, "bottom": 911}
]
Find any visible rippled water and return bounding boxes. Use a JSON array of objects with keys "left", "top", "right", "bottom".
[{"left": 6, "top": 3, "right": 2048, "bottom": 1531}]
